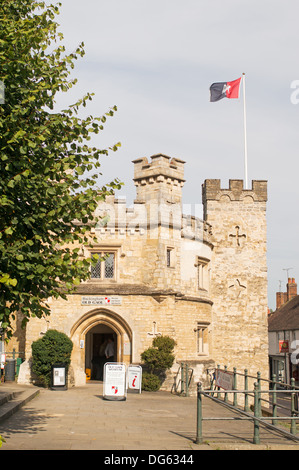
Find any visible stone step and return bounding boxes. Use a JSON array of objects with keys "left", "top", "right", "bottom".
[{"left": 0, "top": 386, "right": 40, "bottom": 423}]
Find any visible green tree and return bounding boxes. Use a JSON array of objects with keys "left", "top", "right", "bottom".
[{"left": 0, "top": 1, "right": 122, "bottom": 338}]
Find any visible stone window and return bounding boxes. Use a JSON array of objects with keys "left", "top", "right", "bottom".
[
  {"left": 195, "top": 322, "right": 209, "bottom": 355},
  {"left": 196, "top": 257, "right": 209, "bottom": 291},
  {"left": 91, "top": 252, "right": 115, "bottom": 280},
  {"left": 166, "top": 247, "right": 175, "bottom": 268}
]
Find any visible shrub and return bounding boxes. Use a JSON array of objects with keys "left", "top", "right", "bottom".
[
  {"left": 31, "top": 329, "right": 73, "bottom": 387},
  {"left": 141, "top": 372, "right": 161, "bottom": 391},
  {"left": 152, "top": 335, "right": 176, "bottom": 353},
  {"left": 141, "top": 335, "right": 176, "bottom": 391},
  {"left": 141, "top": 347, "right": 175, "bottom": 373}
]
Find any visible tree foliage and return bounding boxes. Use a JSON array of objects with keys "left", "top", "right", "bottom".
[{"left": 0, "top": 1, "right": 122, "bottom": 337}]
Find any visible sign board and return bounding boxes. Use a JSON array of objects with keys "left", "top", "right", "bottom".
[
  {"left": 0, "top": 354, "right": 6, "bottom": 369},
  {"left": 127, "top": 365, "right": 142, "bottom": 393},
  {"left": 53, "top": 366, "right": 66, "bottom": 387},
  {"left": 279, "top": 340, "right": 289, "bottom": 353},
  {"left": 81, "top": 296, "right": 122, "bottom": 306},
  {"left": 103, "top": 363, "right": 127, "bottom": 401},
  {"left": 215, "top": 369, "right": 233, "bottom": 390}
]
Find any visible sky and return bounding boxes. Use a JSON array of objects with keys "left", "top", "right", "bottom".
[{"left": 53, "top": 0, "right": 299, "bottom": 310}]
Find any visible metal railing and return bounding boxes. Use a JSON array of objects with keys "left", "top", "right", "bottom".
[
  {"left": 195, "top": 366, "right": 299, "bottom": 445},
  {"left": 172, "top": 362, "right": 194, "bottom": 396}
]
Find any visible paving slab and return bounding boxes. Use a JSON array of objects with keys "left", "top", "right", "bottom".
[{"left": 0, "top": 381, "right": 298, "bottom": 452}]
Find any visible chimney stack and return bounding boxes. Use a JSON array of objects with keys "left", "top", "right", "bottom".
[
  {"left": 276, "top": 277, "right": 297, "bottom": 309},
  {"left": 287, "top": 277, "right": 297, "bottom": 301}
]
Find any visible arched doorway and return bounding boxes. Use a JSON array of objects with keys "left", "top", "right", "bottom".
[
  {"left": 85, "top": 323, "right": 116, "bottom": 380},
  {"left": 70, "top": 308, "right": 133, "bottom": 386}
]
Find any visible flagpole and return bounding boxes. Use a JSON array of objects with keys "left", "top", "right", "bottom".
[{"left": 242, "top": 73, "right": 248, "bottom": 189}]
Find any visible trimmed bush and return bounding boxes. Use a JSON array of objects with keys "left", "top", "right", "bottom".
[
  {"left": 141, "top": 372, "right": 161, "bottom": 391},
  {"left": 141, "top": 347, "right": 175, "bottom": 373},
  {"left": 141, "top": 335, "right": 176, "bottom": 391},
  {"left": 152, "top": 335, "right": 176, "bottom": 353},
  {"left": 31, "top": 329, "right": 73, "bottom": 387}
]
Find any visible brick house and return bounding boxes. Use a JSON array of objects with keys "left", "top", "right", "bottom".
[{"left": 268, "top": 279, "right": 299, "bottom": 385}]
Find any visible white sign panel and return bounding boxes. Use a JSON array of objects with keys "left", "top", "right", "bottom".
[
  {"left": 0, "top": 354, "right": 6, "bottom": 369},
  {"left": 53, "top": 366, "right": 66, "bottom": 386},
  {"left": 103, "top": 363, "right": 127, "bottom": 401},
  {"left": 127, "top": 365, "right": 142, "bottom": 393},
  {"left": 81, "top": 296, "right": 122, "bottom": 306}
]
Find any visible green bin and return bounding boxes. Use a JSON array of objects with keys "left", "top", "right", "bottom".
[{"left": 16, "top": 358, "right": 23, "bottom": 376}]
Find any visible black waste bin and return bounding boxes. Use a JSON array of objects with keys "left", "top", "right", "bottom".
[
  {"left": 5, "top": 359, "right": 16, "bottom": 382},
  {"left": 51, "top": 363, "right": 68, "bottom": 391}
]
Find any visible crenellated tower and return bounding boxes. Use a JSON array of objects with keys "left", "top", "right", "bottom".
[
  {"left": 202, "top": 179, "right": 269, "bottom": 378},
  {"left": 133, "top": 154, "right": 185, "bottom": 204}
]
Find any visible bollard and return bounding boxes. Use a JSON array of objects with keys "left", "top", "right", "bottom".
[
  {"left": 272, "top": 374, "right": 277, "bottom": 426},
  {"left": 195, "top": 382, "right": 203, "bottom": 444},
  {"left": 181, "top": 363, "right": 184, "bottom": 394},
  {"left": 253, "top": 382, "right": 260, "bottom": 444}
]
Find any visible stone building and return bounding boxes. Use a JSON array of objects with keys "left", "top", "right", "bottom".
[{"left": 14, "top": 154, "right": 269, "bottom": 390}]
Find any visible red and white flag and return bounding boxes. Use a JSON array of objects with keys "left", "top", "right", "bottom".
[{"left": 210, "top": 77, "right": 242, "bottom": 102}]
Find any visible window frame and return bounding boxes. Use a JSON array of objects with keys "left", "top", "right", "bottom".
[
  {"left": 166, "top": 246, "right": 175, "bottom": 268},
  {"left": 89, "top": 249, "right": 118, "bottom": 281},
  {"left": 196, "top": 256, "right": 210, "bottom": 291},
  {"left": 195, "top": 322, "right": 210, "bottom": 356}
]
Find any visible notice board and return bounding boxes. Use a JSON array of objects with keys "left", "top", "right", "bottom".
[
  {"left": 127, "top": 365, "right": 142, "bottom": 393},
  {"left": 103, "top": 363, "right": 127, "bottom": 401}
]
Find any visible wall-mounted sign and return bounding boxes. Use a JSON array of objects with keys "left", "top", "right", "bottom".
[
  {"left": 127, "top": 365, "right": 142, "bottom": 393},
  {"left": 103, "top": 363, "right": 127, "bottom": 401},
  {"left": 123, "top": 342, "right": 131, "bottom": 356},
  {"left": 279, "top": 340, "right": 289, "bottom": 353},
  {"left": 81, "top": 296, "right": 122, "bottom": 306}
]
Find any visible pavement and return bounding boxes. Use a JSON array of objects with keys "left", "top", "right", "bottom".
[{"left": 0, "top": 380, "right": 298, "bottom": 453}]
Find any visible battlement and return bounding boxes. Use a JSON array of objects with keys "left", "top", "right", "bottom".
[
  {"left": 202, "top": 179, "right": 267, "bottom": 202},
  {"left": 93, "top": 195, "right": 213, "bottom": 246},
  {"left": 133, "top": 154, "right": 185, "bottom": 181},
  {"left": 133, "top": 154, "right": 185, "bottom": 203}
]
